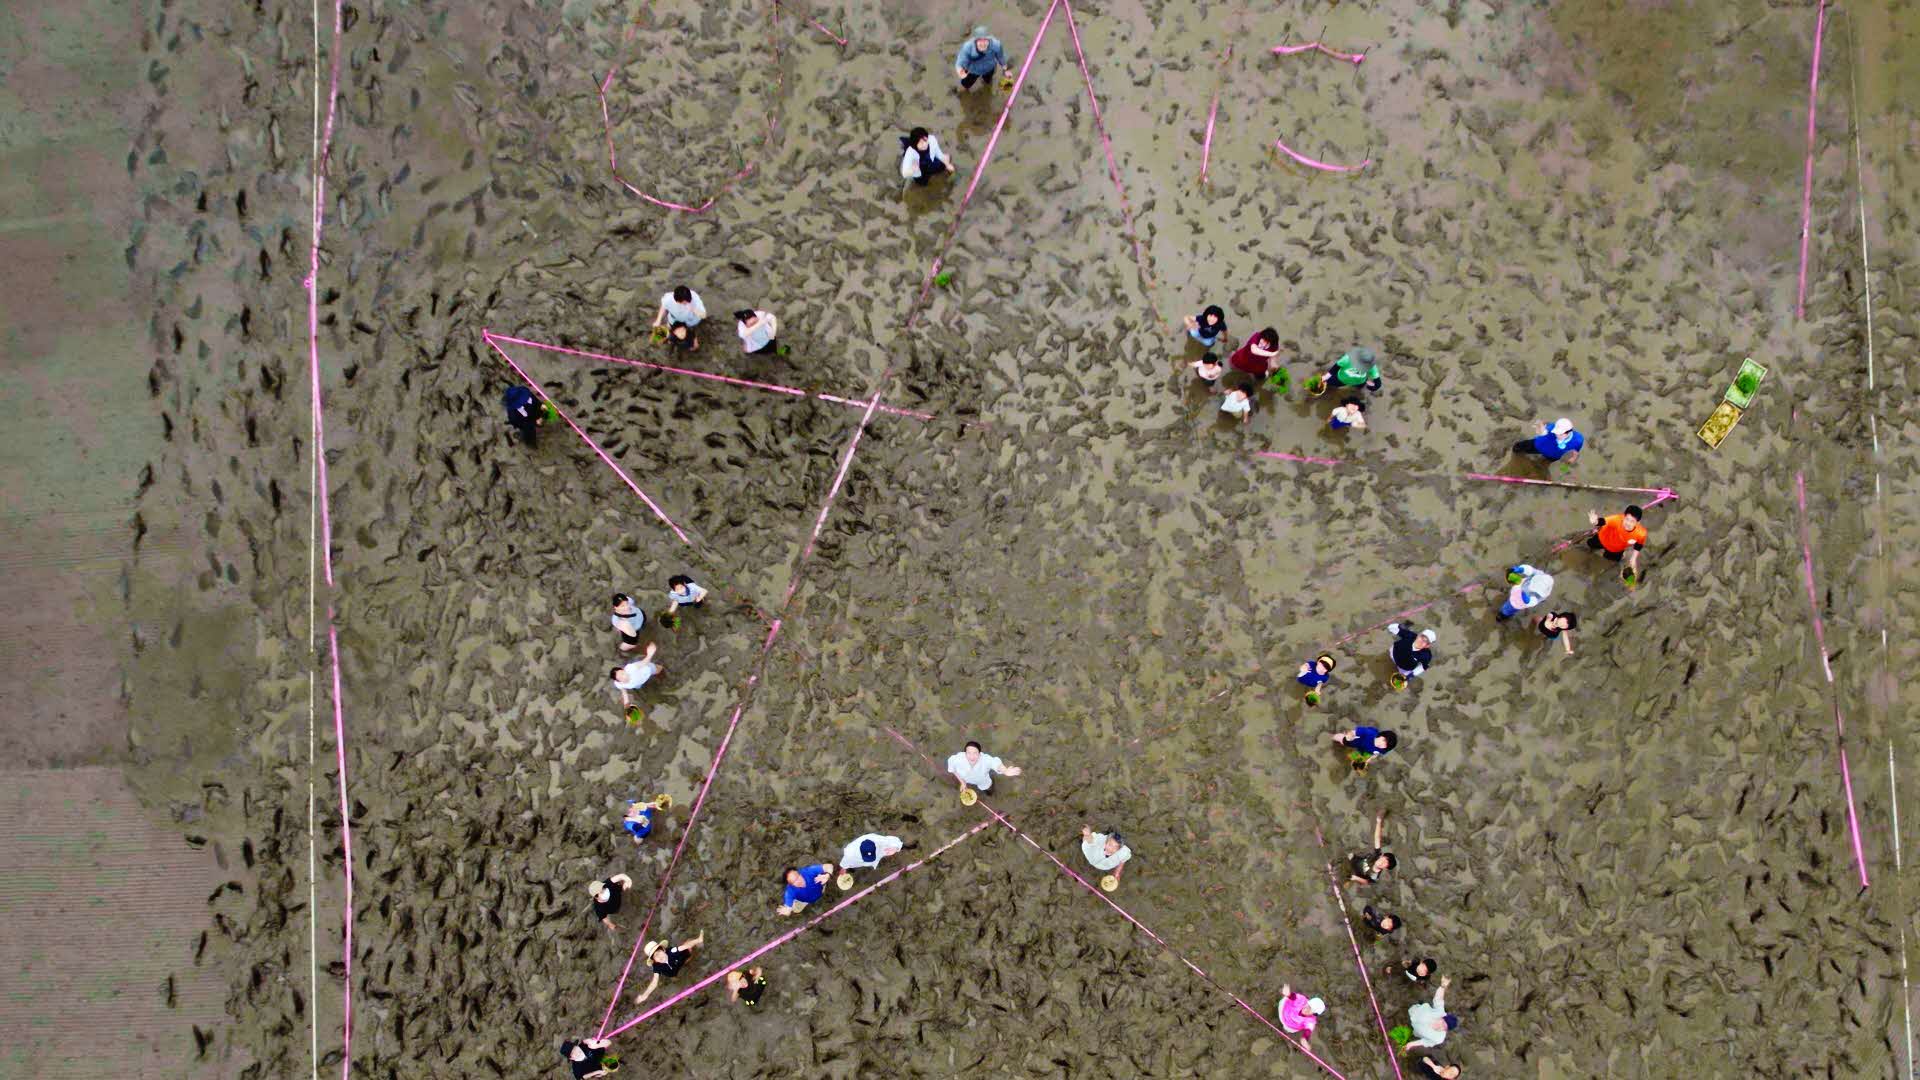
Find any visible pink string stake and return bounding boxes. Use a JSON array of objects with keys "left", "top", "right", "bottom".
[
  {"left": 1271, "top": 41, "right": 1367, "bottom": 65},
  {"left": 599, "top": 819, "right": 994, "bottom": 1040},
  {"left": 906, "top": 0, "right": 1063, "bottom": 327},
  {"left": 1794, "top": 0, "right": 1829, "bottom": 320},
  {"left": 1199, "top": 45, "right": 1232, "bottom": 185},
  {"left": 481, "top": 330, "right": 945, "bottom": 424},
  {"left": 1273, "top": 135, "right": 1372, "bottom": 173},
  {"left": 595, "top": 68, "right": 757, "bottom": 213},
  {"left": 1460, "top": 474, "right": 1677, "bottom": 501},
  {"left": 304, "top": 0, "right": 352, "bottom": 1074},
  {"left": 1060, "top": 0, "right": 1176, "bottom": 332},
  {"left": 881, "top": 726, "right": 1352, "bottom": 1080},
  {"left": 1793, "top": 472, "right": 1872, "bottom": 891}
]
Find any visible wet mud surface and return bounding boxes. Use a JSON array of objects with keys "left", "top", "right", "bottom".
[{"left": 119, "top": 0, "right": 1917, "bottom": 1076}]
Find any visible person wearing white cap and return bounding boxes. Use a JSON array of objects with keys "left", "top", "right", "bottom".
[
  {"left": 1387, "top": 623, "right": 1436, "bottom": 679},
  {"left": 1513, "top": 417, "right": 1584, "bottom": 466},
  {"left": 1277, "top": 983, "right": 1327, "bottom": 1045},
  {"left": 839, "top": 833, "right": 907, "bottom": 879},
  {"left": 1496, "top": 564, "right": 1553, "bottom": 621}
]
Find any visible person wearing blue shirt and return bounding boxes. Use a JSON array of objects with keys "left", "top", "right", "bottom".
[
  {"left": 953, "top": 26, "right": 1007, "bottom": 89},
  {"left": 1332, "top": 726, "right": 1398, "bottom": 758},
  {"left": 1296, "top": 654, "right": 1335, "bottom": 689},
  {"left": 503, "top": 385, "right": 542, "bottom": 446},
  {"left": 1513, "top": 417, "right": 1583, "bottom": 465},
  {"left": 777, "top": 862, "right": 834, "bottom": 915}
]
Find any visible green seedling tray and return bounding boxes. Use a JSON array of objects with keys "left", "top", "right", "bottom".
[{"left": 1722, "top": 357, "right": 1767, "bottom": 409}]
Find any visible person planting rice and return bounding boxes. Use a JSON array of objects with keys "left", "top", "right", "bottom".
[
  {"left": 610, "top": 642, "right": 660, "bottom": 708},
  {"left": 1190, "top": 351, "right": 1224, "bottom": 387},
  {"left": 587, "top": 873, "right": 633, "bottom": 934},
  {"left": 1328, "top": 397, "right": 1367, "bottom": 431},
  {"left": 777, "top": 862, "right": 834, "bottom": 916},
  {"left": 1332, "top": 725, "right": 1398, "bottom": 763},
  {"left": 1319, "top": 347, "right": 1382, "bottom": 393},
  {"left": 1348, "top": 810, "right": 1397, "bottom": 886},
  {"left": 1228, "top": 326, "right": 1283, "bottom": 378},
  {"left": 1219, "top": 379, "right": 1254, "bottom": 423},
  {"left": 735, "top": 308, "right": 780, "bottom": 355},
  {"left": 839, "top": 833, "right": 906, "bottom": 881},
  {"left": 652, "top": 284, "right": 706, "bottom": 330},
  {"left": 726, "top": 967, "right": 768, "bottom": 1006},
  {"left": 621, "top": 795, "right": 668, "bottom": 846},
  {"left": 559, "top": 1037, "right": 615, "bottom": 1078},
  {"left": 503, "top": 385, "right": 543, "bottom": 446},
  {"left": 664, "top": 575, "right": 707, "bottom": 618},
  {"left": 1534, "top": 611, "right": 1578, "bottom": 655},
  {"left": 1402, "top": 976, "right": 1459, "bottom": 1053},
  {"left": 1296, "top": 654, "right": 1336, "bottom": 703}
]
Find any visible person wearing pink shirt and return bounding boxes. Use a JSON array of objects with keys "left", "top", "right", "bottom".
[{"left": 1276, "top": 983, "right": 1326, "bottom": 1045}]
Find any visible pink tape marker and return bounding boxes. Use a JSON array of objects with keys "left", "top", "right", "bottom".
[
  {"left": 1794, "top": 1, "right": 1828, "bottom": 319},
  {"left": 1794, "top": 472, "right": 1871, "bottom": 890},
  {"left": 1271, "top": 41, "right": 1366, "bottom": 65},
  {"left": 1199, "top": 45, "right": 1231, "bottom": 184},
  {"left": 1274, "top": 136, "right": 1371, "bottom": 173}
]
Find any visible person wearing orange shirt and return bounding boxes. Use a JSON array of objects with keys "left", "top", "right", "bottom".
[{"left": 1585, "top": 504, "right": 1648, "bottom": 579}]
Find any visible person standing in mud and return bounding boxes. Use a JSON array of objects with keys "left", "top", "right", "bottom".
[
  {"left": 735, "top": 309, "right": 780, "bottom": 356},
  {"left": 1183, "top": 304, "right": 1228, "bottom": 348},
  {"left": 664, "top": 574, "right": 707, "bottom": 619},
  {"left": 1513, "top": 416, "right": 1582, "bottom": 468},
  {"left": 1079, "top": 826, "right": 1132, "bottom": 883},
  {"left": 559, "top": 1037, "right": 615, "bottom": 1078},
  {"left": 726, "top": 967, "right": 768, "bottom": 1006},
  {"left": 653, "top": 284, "right": 706, "bottom": 334},
  {"left": 777, "top": 862, "right": 834, "bottom": 916},
  {"left": 1362, "top": 905, "right": 1402, "bottom": 938},
  {"left": 588, "top": 873, "right": 633, "bottom": 934},
  {"left": 898, "top": 127, "right": 953, "bottom": 185},
  {"left": 1384, "top": 957, "right": 1439, "bottom": 987},
  {"left": 1386, "top": 623, "right": 1436, "bottom": 683},
  {"left": 1496, "top": 564, "right": 1553, "bottom": 622},
  {"left": 953, "top": 25, "right": 1007, "bottom": 90},
  {"left": 610, "top": 641, "right": 660, "bottom": 708},
  {"left": 610, "top": 593, "right": 645, "bottom": 652},
  {"left": 1402, "top": 975, "right": 1458, "bottom": 1053},
  {"left": 1585, "top": 504, "right": 1648, "bottom": 581},
  {"left": 1534, "top": 610, "right": 1578, "bottom": 655},
  {"left": 503, "top": 385, "right": 543, "bottom": 446},
  {"left": 1347, "top": 810, "right": 1397, "bottom": 887},
  {"left": 840, "top": 833, "right": 906, "bottom": 881},
  {"left": 1296, "top": 654, "right": 1336, "bottom": 702},
  {"left": 1227, "top": 327, "right": 1283, "bottom": 379},
  {"left": 621, "top": 795, "right": 668, "bottom": 847},
  {"left": 946, "top": 740, "right": 1021, "bottom": 795},
  {"left": 1331, "top": 726, "right": 1398, "bottom": 762},
  {"left": 632, "top": 931, "right": 706, "bottom": 1005},
  {"left": 1275, "top": 984, "right": 1326, "bottom": 1046}
]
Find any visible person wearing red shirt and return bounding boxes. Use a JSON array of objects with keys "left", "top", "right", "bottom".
[
  {"left": 1227, "top": 327, "right": 1282, "bottom": 378},
  {"left": 1585, "top": 504, "right": 1648, "bottom": 578}
]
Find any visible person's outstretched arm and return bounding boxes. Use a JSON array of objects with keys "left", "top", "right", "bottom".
[
  {"left": 1372, "top": 810, "right": 1386, "bottom": 849},
  {"left": 652, "top": 299, "right": 668, "bottom": 327},
  {"left": 1561, "top": 629, "right": 1575, "bottom": 655},
  {"left": 633, "top": 972, "right": 661, "bottom": 1005}
]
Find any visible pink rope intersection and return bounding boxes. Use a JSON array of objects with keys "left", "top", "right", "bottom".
[{"left": 1274, "top": 136, "right": 1372, "bottom": 173}]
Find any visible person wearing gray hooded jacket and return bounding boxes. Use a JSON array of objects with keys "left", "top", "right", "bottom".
[{"left": 953, "top": 25, "right": 1007, "bottom": 89}]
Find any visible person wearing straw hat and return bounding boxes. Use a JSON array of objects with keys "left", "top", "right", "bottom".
[
  {"left": 610, "top": 642, "right": 660, "bottom": 708},
  {"left": 1079, "top": 826, "right": 1132, "bottom": 884},
  {"left": 953, "top": 25, "right": 1007, "bottom": 89},
  {"left": 947, "top": 740, "right": 1020, "bottom": 795},
  {"left": 1276, "top": 983, "right": 1327, "bottom": 1045},
  {"left": 839, "top": 833, "right": 906, "bottom": 881},
  {"left": 1495, "top": 564, "right": 1553, "bottom": 622},
  {"left": 1513, "top": 416, "right": 1583, "bottom": 466},
  {"left": 559, "top": 1037, "right": 614, "bottom": 1078},
  {"left": 587, "top": 873, "right": 633, "bottom": 934},
  {"left": 1386, "top": 623, "right": 1436, "bottom": 682},
  {"left": 631, "top": 931, "right": 706, "bottom": 1005},
  {"left": 1402, "top": 975, "right": 1458, "bottom": 1052},
  {"left": 777, "top": 861, "right": 835, "bottom": 916}
]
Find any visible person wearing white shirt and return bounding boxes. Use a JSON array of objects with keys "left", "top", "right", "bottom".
[
  {"left": 609, "top": 592, "right": 645, "bottom": 652},
  {"left": 1496, "top": 564, "right": 1553, "bottom": 621},
  {"left": 1080, "top": 826, "right": 1132, "bottom": 880},
  {"left": 839, "top": 834, "right": 905, "bottom": 878},
  {"left": 735, "top": 309, "right": 780, "bottom": 355},
  {"left": 653, "top": 285, "right": 706, "bottom": 329},
  {"left": 898, "top": 127, "right": 953, "bottom": 184},
  {"left": 1220, "top": 385, "right": 1254, "bottom": 423},
  {"left": 665, "top": 575, "right": 707, "bottom": 616},
  {"left": 610, "top": 642, "right": 659, "bottom": 707},
  {"left": 946, "top": 740, "right": 1020, "bottom": 793}
]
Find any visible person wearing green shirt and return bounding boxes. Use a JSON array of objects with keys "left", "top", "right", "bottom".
[{"left": 1321, "top": 348, "right": 1383, "bottom": 392}]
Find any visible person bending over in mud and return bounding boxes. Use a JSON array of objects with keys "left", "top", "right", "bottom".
[
  {"left": 1513, "top": 416, "right": 1582, "bottom": 467},
  {"left": 588, "top": 873, "right": 633, "bottom": 933},
  {"left": 1362, "top": 905, "right": 1402, "bottom": 937},
  {"left": 1415, "top": 1055, "right": 1464, "bottom": 1079},
  {"left": 503, "top": 385, "right": 543, "bottom": 446},
  {"left": 1402, "top": 976, "right": 1459, "bottom": 1053},
  {"left": 735, "top": 309, "right": 780, "bottom": 355},
  {"left": 1348, "top": 810, "right": 1397, "bottom": 887},
  {"left": 1227, "top": 326, "right": 1283, "bottom": 378},
  {"left": 1386, "top": 623, "right": 1436, "bottom": 683},
  {"left": 1332, "top": 726, "right": 1398, "bottom": 761},
  {"left": 778, "top": 862, "right": 834, "bottom": 916},
  {"left": 610, "top": 642, "right": 660, "bottom": 708},
  {"left": 632, "top": 932, "right": 706, "bottom": 1005},
  {"left": 664, "top": 574, "right": 707, "bottom": 618},
  {"left": 1276, "top": 984, "right": 1326, "bottom": 1046},
  {"left": 559, "top": 1037, "right": 614, "bottom": 1078},
  {"left": 1190, "top": 351, "right": 1224, "bottom": 388},
  {"left": 1321, "top": 347, "right": 1383, "bottom": 393},
  {"left": 840, "top": 833, "right": 907, "bottom": 881},
  {"left": 1079, "top": 826, "right": 1132, "bottom": 883},
  {"left": 621, "top": 796, "right": 667, "bottom": 847},
  {"left": 653, "top": 284, "right": 706, "bottom": 331},
  {"left": 726, "top": 967, "right": 768, "bottom": 1005}
]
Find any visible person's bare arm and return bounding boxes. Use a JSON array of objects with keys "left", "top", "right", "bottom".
[
  {"left": 652, "top": 300, "right": 668, "bottom": 328},
  {"left": 728, "top": 981, "right": 741, "bottom": 1002},
  {"left": 1626, "top": 547, "right": 1641, "bottom": 573},
  {"left": 814, "top": 864, "right": 834, "bottom": 884},
  {"left": 612, "top": 874, "right": 633, "bottom": 888},
  {"left": 1561, "top": 629, "right": 1575, "bottom": 656},
  {"left": 995, "top": 761, "right": 1021, "bottom": 777},
  {"left": 1111, "top": 859, "right": 1124, "bottom": 879},
  {"left": 633, "top": 972, "right": 661, "bottom": 1005},
  {"left": 1373, "top": 810, "right": 1386, "bottom": 849}
]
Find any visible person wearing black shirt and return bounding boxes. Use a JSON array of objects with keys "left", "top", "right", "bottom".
[
  {"left": 1362, "top": 905, "right": 1401, "bottom": 936},
  {"left": 1386, "top": 623, "right": 1436, "bottom": 680},
  {"left": 1383, "top": 957, "right": 1439, "bottom": 986},
  {"left": 558, "top": 1037, "right": 613, "bottom": 1078},
  {"left": 632, "top": 931, "right": 706, "bottom": 1005},
  {"left": 727, "top": 966, "right": 768, "bottom": 1006},
  {"left": 1414, "top": 1056, "right": 1462, "bottom": 1079},
  {"left": 1347, "top": 811, "right": 1397, "bottom": 886},
  {"left": 588, "top": 874, "right": 632, "bottom": 934}
]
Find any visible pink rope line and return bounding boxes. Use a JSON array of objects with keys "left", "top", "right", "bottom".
[
  {"left": 771, "top": 0, "right": 847, "bottom": 46},
  {"left": 1271, "top": 41, "right": 1367, "bottom": 65},
  {"left": 1274, "top": 136, "right": 1371, "bottom": 173},
  {"left": 1458, "top": 473, "right": 1676, "bottom": 500},
  {"left": 599, "top": 818, "right": 992, "bottom": 1039},
  {"left": 304, "top": 1, "right": 352, "bottom": 1073},
  {"left": 1793, "top": 472, "right": 1871, "bottom": 890},
  {"left": 1199, "top": 45, "right": 1230, "bottom": 185},
  {"left": 906, "top": 0, "right": 1063, "bottom": 327},
  {"left": 595, "top": 69, "right": 756, "bottom": 213},
  {"left": 1794, "top": 0, "right": 1829, "bottom": 320},
  {"left": 1315, "top": 846, "right": 1405, "bottom": 1080},
  {"left": 881, "top": 726, "right": 1350, "bottom": 1079},
  {"left": 1060, "top": 0, "right": 1176, "bottom": 332},
  {"left": 481, "top": 331, "right": 942, "bottom": 423}
]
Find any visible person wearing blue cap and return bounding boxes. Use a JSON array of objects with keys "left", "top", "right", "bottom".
[
  {"left": 1402, "top": 975, "right": 1459, "bottom": 1053},
  {"left": 953, "top": 26, "right": 1007, "bottom": 89},
  {"left": 503, "top": 385, "right": 543, "bottom": 446},
  {"left": 839, "top": 833, "right": 905, "bottom": 878}
]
